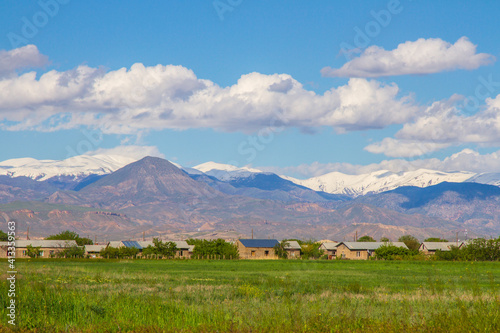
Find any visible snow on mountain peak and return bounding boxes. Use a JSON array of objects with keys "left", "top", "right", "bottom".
[
  {"left": 0, "top": 154, "right": 137, "bottom": 181},
  {"left": 192, "top": 162, "right": 263, "bottom": 181}
]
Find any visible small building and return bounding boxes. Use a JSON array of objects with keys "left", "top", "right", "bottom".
[
  {"left": 419, "top": 242, "right": 462, "bottom": 255},
  {"left": 335, "top": 242, "right": 408, "bottom": 260},
  {"left": 319, "top": 242, "right": 339, "bottom": 259},
  {"left": 284, "top": 240, "right": 301, "bottom": 258},
  {"left": 236, "top": 239, "right": 279, "bottom": 259},
  {"left": 0, "top": 240, "right": 78, "bottom": 258},
  {"left": 85, "top": 244, "right": 107, "bottom": 258}
]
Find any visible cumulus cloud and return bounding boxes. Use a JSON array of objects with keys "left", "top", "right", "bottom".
[
  {"left": 364, "top": 93, "right": 500, "bottom": 158},
  {"left": 86, "top": 145, "right": 165, "bottom": 160},
  {"left": 0, "top": 46, "right": 419, "bottom": 134},
  {"left": 322, "top": 37, "right": 495, "bottom": 78},
  {"left": 263, "top": 149, "right": 500, "bottom": 178},
  {"left": 364, "top": 138, "right": 450, "bottom": 158},
  {"left": 0, "top": 45, "right": 48, "bottom": 78}
]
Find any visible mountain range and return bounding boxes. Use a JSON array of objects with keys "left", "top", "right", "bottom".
[{"left": 0, "top": 154, "right": 499, "bottom": 241}]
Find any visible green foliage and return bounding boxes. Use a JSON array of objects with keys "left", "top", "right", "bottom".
[
  {"left": 299, "top": 240, "right": 324, "bottom": 259},
  {"left": 188, "top": 238, "right": 238, "bottom": 259},
  {"left": 0, "top": 230, "right": 8, "bottom": 241},
  {"left": 45, "top": 230, "right": 93, "bottom": 246},
  {"left": 273, "top": 241, "right": 289, "bottom": 259},
  {"left": 434, "top": 238, "right": 500, "bottom": 261},
  {"left": 357, "top": 235, "right": 376, "bottom": 242},
  {"left": 56, "top": 245, "right": 85, "bottom": 258},
  {"left": 26, "top": 244, "right": 42, "bottom": 258},
  {"left": 100, "top": 246, "right": 139, "bottom": 259},
  {"left": 398, "top": 235, "right": 420, "bottom": 251},
  {"left": 141, "top": 238, "right": 178, "bottom": 258},
  {"left": 424, "top": 237, "right": 448, "bottom": 242},
  {"left": 375, "top": 244, "right": 411, "bottom": 260},
  {"left": 380, "top": 237, "right": 390, "bottom": 242}
]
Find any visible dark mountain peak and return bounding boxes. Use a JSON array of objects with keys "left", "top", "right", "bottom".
[{"left": 79, "top": 156, "right": 219, "bottom": 203}]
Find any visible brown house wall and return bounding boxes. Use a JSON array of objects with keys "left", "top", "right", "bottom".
[
  {"left": 336, "top": 244, "right": 371, "bottom": 260},
  {"left": 236, "top": 241, "right": 278, "bottom": 259}
]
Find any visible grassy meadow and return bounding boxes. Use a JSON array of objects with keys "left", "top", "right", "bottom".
[{"left": 0, "top": 259, "right": 499, "bottom": 332}]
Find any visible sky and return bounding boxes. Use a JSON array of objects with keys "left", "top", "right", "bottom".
[{"left": 0, "top": 0, "right": 500, "bottom": 178}]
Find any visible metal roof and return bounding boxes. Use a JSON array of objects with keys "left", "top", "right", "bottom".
[
  {"left": 337, "top": 242, "right": 408, "bottom": 251},
  {"left": 283, "top": 240, "right": 301, "bottom": 250},
  {"left": 85, "top": 245, "right": 107, "bottom": 252},
  {"left": 420, "top": 242, "right": 455, "bottom": 251},
  {"left": 238, "top": 239, "right": 279, "bottom": 248},
  {"left": 138, "top": 240, "right": 190, "bottom": 249},
  {"left": 12, "top": 240, "right": 78, "bottom": 248},
  {"left": 122, "top": 241, "right": 143, "bottom": 249},
  {"left": 107, "top": 241, "right": 123, "bottom": 248},
  {"left": 320, "top": 242, "right": 339, "bottom": 250}
]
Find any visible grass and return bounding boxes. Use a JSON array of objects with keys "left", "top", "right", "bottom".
[{"left": 0, "top": 259, "right": 499, "bottom": 332}]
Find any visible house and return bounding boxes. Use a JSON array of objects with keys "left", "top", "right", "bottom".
[
  {"left": 335, "top": 242, "right": 408, "bottom": 260},
  {"left": 284, "top": 240, "right": 301, "bottom": 258},
  {"left": 236, "top": 239, "right": 279, "bottom": 259},
  {"left": 0, "top": 240, "right": 78, "bottom": 258},
  {"left": 319, "top": 242, "right": 339, "bottom": 259},
  {"left": 419, "top": 242, "right": 462, "bottom": 255},
  {"left": 84, "top": 244, "right": 107, "bottom": 258}
]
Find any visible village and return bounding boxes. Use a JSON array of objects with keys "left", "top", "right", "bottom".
[{"left": 0, "top": 235, "right": 468, "bottom": 260}]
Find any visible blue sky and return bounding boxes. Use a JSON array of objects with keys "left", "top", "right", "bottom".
[{"left": 1, "top": 0, "right": 500, "bottom": 178}]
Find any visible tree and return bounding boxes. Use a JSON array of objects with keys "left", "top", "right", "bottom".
[
  {"left": 273, "top": 241, "right": 289, "bottom": 259},
  {"left": 45, "top": 230, "right": 93, "bottom": 246},
  {"left": 357, "top": 235, "right": 376, "bottom": 242},
  {"left": 424, "top": 237, "right": 448, "bottom": 242},
  {"left": 380, "top": 237, "right": 390, "bottom": 242},
  {"left": 56, "top": 245, "right": 85, "bottom": 258},
  {"left": 398, "top": 235, "right": 420, "bottom": 251},
  {"left": 300, "top": 240, "right": 324, "bottom": 259},
  {"left": 26, "top": 245, "right": 41, "bottom": 258},
  {"left": 375, "top": 244, "right": 411, "bottom": 260},
  {"left": 0, "top": 230, "right": 8, "bottom": 241},
  {"left": 188, "top": 239, "right": 238, "bottom": 259}
]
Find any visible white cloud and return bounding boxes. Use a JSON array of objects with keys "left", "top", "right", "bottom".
[
  {"left": 364, "top": 94, "right": 500, "bottom": 158},
  {"left": 86, "top": 145, "right": 165, "bottom": 160},
  {"left": 0, "top": 45, "right": 48, "bottom": 78},
  {"left": 0, "top": 46, "right": 419, "bottom": 134},
  {"left": 263, "top": 149, "right": 500, "bottom": 178},
  {"left": 322, "top": 37, "right": 495, "bottom": 78},
  {"left": 364, "top": 138, "right": 450, "bottom": 158}
]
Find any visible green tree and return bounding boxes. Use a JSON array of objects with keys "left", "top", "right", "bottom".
[
  {"left": 45, "top": 230, "right": 93, "bottom": 246},
  {"left": 357, "top": 235, "right": 376, "bottom": 242},
  {"left": 26, "top": 245, "right": 41, "bottom": 258},
  {"left": 300, "top": 240, "right": 324, "bottom": 259},
  {"left": 100, "top": 246, "right": 121, "bottom": 259},
  {"left": 398, "top": 235, "right": 420, "bottom": 251},
  {"left": 0, "top": 230, "right": 8, "bottom": 241},
  {"left": 273, "top": 241, "right": 289, "bottom": 259},
  {"left": 188, "top": 239, "right": 238, "bottom": 259},
  {"left": 56, "top": 245, "right": 85, "bottom": 258},
  {"left": 380, "top": 237, "right": 390, "bottom": 242},
  {"left": 424, "top": 237, "right": 448, "bottom": 242},
  {"left": 375, "top": 244, "right": 411, "bottom": 260}
]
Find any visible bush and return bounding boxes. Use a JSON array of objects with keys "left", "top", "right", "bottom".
[{"left": 375, "top": 244, "right": 411, "bottom": 260}]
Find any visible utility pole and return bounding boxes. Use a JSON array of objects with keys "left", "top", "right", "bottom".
[
  {"left": 27, "top": 226, "right": 30, "bottom": 240},
  {"left": 143, "top": 231, "right": 145, "bottom": 241}
]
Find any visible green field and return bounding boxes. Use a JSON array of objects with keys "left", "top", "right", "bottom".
[{"left": 1, "top": 259, "right": 499, "bottom": 332}]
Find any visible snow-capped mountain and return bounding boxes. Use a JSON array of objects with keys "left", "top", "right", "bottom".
[
  {"left": 191, "top": 162, "right": 263, "bottom": 181},
  {"left": 282, "top": 169, "right": 476, "bottom": 197},
  {"left": 466, "top": 173, "right": 500, "bottom": 187},
  {"left": 0, "top": 155, "right": 137, "bottom": 181}
]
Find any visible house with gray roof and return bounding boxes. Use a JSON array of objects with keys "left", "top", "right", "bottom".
[
  {"left": 335, "top": 242, "right": 408, "bottom": 260},
  {"left": 319, "top": 242, "right": 339, "bottom": 259},
  {"left": 419, "top": 242, "right": 462, "bottom": 255},
  {"left": 0, "top": 240, "right": 78, "bottom": 258},
  {"left": 283, "top": 240, "right": 301, "bottom": 258}
]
